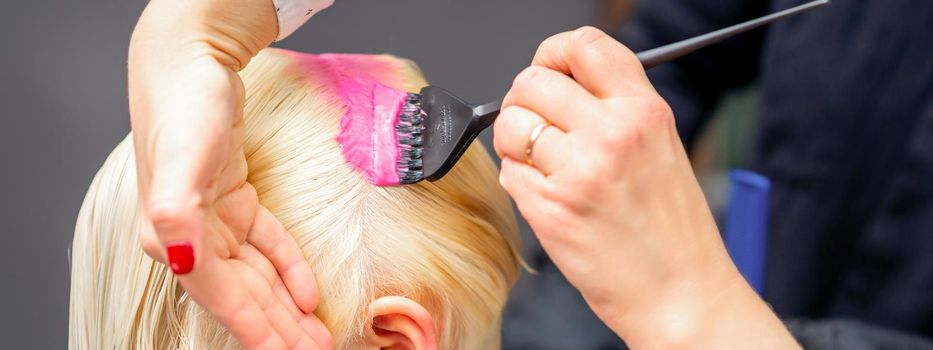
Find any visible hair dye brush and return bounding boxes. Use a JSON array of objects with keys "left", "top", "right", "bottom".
[{"left": 396, "top": 0, "right": 829, "bottom": 184}]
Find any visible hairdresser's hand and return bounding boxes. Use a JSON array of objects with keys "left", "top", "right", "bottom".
[
  {"left": 494, "top": 27, "right": 797, "bottom": 349},
  {"left": 128, "top": 0, "right": 332, "bottom": 349}
]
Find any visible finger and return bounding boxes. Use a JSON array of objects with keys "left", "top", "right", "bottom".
[
  {"left": 213, "top": 181, "right": 261, "bottom": 255},
  {"left": 231, "top": 260, "right": 318, "bottom": 350},
  {"left": 532, "top": 26, "right": 652, "bottom": 98},
  {"left": 145, "top": 110, "right": 232, "bottom": 275},
  {"left": 178, "top": 255, "right": 288, "bottom": 350},
  {"left": 499, "top": 157, "right": 547, "bottom": 200},
  {"left": 237, "top": 247, "right": 327, "bottom": 349},
  {"left": 210, "top": 133, "right": 249, "bottom": 199},
  {"left": 246, "top": 248, "right": 332, "bottom": 349},
  {"left": 236, "top": 245, "right": 303, "bottom": 319},
  {"left": 493, "top": 106, "right": 569, "bottom": 175},
  {"left": 274, "top": 283, "right": 332, "bottom": 349},
  {"left": 138, "top": 226, "right": 166, "bottom": 264},
  {"left": 300, "top": 315, "right": 334, "bottom": 349},
  {"left": 272, "top": 275, "right": 304, "bottom": 320},
  {"left": 147, "top": 202, "right": 205, "bottom": 275},
  {"left": 248, "top": 206, "right": 319, "bottom": 313},
  {"left": 503, "top": 66, "right": 601, "bottom": 131},
  {"left": 499, "top": 157, "right": 551, "bottom": 225}
]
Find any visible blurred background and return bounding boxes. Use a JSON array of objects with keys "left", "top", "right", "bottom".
[{"left": 13, "top": 0, "right": 926, "bottom": 348}]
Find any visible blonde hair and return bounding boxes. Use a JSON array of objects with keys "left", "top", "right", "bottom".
[{"left": 69, "top": 49, "right": 522, "bottom": 349}]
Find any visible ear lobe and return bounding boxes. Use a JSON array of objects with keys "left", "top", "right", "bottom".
[{"left": 363, "top": 296, "right": 438, "bottom": 350}]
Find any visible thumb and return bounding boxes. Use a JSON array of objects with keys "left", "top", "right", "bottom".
[
  {"left": 145, "top": 118, "right": 218, "bottom": 275},
  {"left": 143, "top": 78, "right": 233, "bottom": 275},
  {"left": 147, "top": 194, "right": 206, "bottom": 275}
]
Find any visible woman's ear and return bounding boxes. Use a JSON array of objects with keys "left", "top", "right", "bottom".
[{"left": 363, "top": 296, "right": 438, "bottom": 350}]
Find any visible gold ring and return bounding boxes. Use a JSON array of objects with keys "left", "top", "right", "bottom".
[{"left": 525, "top": 121, "right": 552, "bottom": 166}]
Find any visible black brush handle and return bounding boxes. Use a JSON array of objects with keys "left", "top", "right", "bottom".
[
  {"left": 637, "top": 0, "right": 829, "bottom": 69},
  {"left": 473, "top": 99, "right": 503, "bottom": 130}
]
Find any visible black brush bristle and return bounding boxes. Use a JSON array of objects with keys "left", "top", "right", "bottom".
[
  {"left": 404, "top": 86, "right": 502, "bottom": 184},
  {"left": 397, "top": 93, "right": 425, "bottom": 184}
]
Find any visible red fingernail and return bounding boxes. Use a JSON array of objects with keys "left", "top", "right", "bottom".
[{"left": 166, "top": 242, "right": 194, "bottom": 274}]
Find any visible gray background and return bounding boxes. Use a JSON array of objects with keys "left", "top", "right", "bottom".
[{"left": 0, "top": 1, "right": 599, "bottom": 348}]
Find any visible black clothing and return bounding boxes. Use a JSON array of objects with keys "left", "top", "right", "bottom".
[{"left": 787, "top": 319, "right": 933, "bottom": 350}]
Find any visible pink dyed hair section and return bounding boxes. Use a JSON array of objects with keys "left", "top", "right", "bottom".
[{"left": 282, "top": 51, "right": 414, "bottom": 186}]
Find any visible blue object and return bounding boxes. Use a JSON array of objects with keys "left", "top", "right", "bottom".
[{"left": 724, "top": 169, "right": 771, "bottom": 295}]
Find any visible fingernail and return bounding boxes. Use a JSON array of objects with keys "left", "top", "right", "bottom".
[{"left": 166, "top": 242, "right": 195, "bottom": 274}]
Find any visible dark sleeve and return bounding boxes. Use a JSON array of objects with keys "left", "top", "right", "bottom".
[
  {"left": 615, "top": 0, "right": 768, "bottom": 150},
  {"left": 786, "top": 319, "right": 933, "bottom": 349}
]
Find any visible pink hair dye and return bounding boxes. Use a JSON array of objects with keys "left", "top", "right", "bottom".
[{"left": 286, "top": 52, "right": 411, "bottom": 186}]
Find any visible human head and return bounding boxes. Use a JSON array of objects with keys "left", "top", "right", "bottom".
[{"left": 69, "top": 48, "right": 521, "bottom": 349}]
